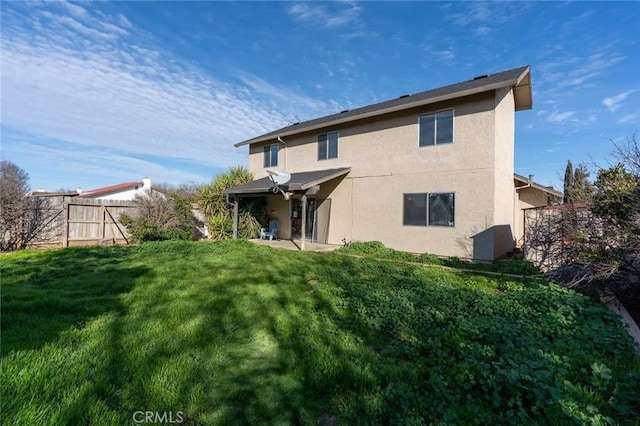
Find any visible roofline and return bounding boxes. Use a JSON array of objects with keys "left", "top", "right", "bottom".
[
  {"left": 514, "top": 173, "right": 562, "bottom": 197},
  {"left": 235, "top": 66, "right": 531, "bottom": 147},
  {"left": 78, "top": 181, "right": 144, "bottom": 198},
  {"left": 223, "top": 167, "right": 351, "bottom": 195},
  {"left": 296, "top": 167, "right": 351, "bottom": 190}
]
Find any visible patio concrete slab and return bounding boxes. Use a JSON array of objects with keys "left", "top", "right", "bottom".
[{"left": 250, "top": 238, "right": 341, "bottom": 252}]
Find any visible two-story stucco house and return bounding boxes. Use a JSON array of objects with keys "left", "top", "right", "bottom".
[{"left": 225, "top": 66, "right": 561, "bottom": 261}]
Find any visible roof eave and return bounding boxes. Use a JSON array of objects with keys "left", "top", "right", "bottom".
[
  {"left": 514, "top": 173, "right": 562, "bottom": 197},
  {"left": 513, "top": 69, "right": 532, "bottom": 111},
  {"left": 235, "top": 67, "right": 531, "bottom": 148}
]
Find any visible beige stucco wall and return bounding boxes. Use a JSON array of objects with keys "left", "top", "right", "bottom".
[
  {"left": 247, "top": 91, "right": 519, "bottom": 260},
  {"left": 491, "top": 87, "right": 516, "bottom": 259}
]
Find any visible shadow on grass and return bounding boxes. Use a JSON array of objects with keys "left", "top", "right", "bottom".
[
  {"left": 75, "top": 245, "right": 383, "bottom": 424},
  {"left": 2, "top": 241, "right": 638, "bottom": 425},
  {"left": 1, "top": 246, "right": 146, "bottom": 355}
]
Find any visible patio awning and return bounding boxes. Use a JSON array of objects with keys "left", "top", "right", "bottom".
[{"left": 224, "top": 167, "right": 351, "bottom": 195}]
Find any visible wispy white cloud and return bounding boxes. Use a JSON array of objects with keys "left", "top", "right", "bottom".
[
  {"left": 602, "top": 90, "right": 635, "bottom": 112},
  {"left": 547, "top": 111, "right": 576, "bottom": 123},
  {"left": 287, "top": 2, "right": 361, "bottom": 28},
  {"left": 448, "top": 2, "right": 526, "bottom": 26},
  {"left": 1, "top": 2, "right": 332, "bottom": 187},
  {"left": 421, "top": 45, "right": 456, "bottom": 66},
  {"left": 617, "top": 113, "right": 638, "bottom": 124},
  {"left": 556, "top": 53, "right": 626, "bottom": 88}
]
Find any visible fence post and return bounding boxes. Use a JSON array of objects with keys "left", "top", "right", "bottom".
[
  {"left": 101, "top": 205, "right": 106, "bottom": 241},
  {"left": 62, "top": 199, "right": 69, "bottom": 248}
]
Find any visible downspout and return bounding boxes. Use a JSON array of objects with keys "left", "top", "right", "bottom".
[{"left": 277, "top": 137, "right": 287, "bottom": 170}]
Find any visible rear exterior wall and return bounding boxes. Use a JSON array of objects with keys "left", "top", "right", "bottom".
[{"left": 248, "top": 91, "right": 516, "bottom": 259}]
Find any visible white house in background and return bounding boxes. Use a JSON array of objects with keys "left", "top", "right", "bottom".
[{"left": 78, "top": 178, "right": 152, "bottom": 201}]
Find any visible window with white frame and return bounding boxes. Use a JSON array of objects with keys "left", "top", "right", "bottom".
[
  {"left": 263, "top": 143, "right": 278, "bottom": 167},
  {"left": 318, "top": 131, "right": 338, "bottom": 160},
  {"left": 419, "top": 109, "right": 454, "bottom": 147},
  {"left": 403, "top": 192, "right": 455, "bottom": 227}
]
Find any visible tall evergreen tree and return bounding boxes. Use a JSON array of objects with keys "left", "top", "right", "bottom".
[
  {"left": 563, "top": 160, "right": 574, "bottom": 203},
  {"left": 572, "top": 164, "right": 594, "bottom": 203}
]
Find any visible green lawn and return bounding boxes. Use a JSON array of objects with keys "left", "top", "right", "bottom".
[{"left": 1, "top": 240, "right": 639, "bottom": 425}]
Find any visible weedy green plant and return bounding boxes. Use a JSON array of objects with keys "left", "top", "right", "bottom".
[
  {"left": 338, "top": 240, "right": 541, "bottom": 276},
  {"left": 1, "top": 241, "right": 638, "bottom": 425}
]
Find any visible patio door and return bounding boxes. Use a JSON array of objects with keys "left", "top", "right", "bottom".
[{"left": 291, "top": 198, "right": 330, "bottom": 243}]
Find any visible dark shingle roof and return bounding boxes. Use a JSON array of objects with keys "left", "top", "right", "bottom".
[
  {"left": 224, "top": 167, "right": 351, "bottom": 195},
  {"left": 235, "top": 66, "right": 531, "bottom": 147}
]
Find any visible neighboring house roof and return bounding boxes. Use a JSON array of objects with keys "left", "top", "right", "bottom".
[
  {"left": 224, "top": 167, "right": 351, "bottom": 195},
  {"left": 235, "top": 66, "right": 531, "bottom": 147},
  {"left": 514, "top": 173, "right": 562, "bottom": 198},
  {"left": 31, "top": 191, "right": 79, "bottom": 197},
  {"left": 78, "top": 181, "right": 144, "bottom": 198}
]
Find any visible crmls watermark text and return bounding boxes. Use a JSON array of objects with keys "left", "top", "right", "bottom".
[{"left": 132, "top": 411, "right": 185, "bottom": 424}]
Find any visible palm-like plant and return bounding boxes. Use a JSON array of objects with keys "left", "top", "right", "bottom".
[{"left": 198, "top": 166, "right": 264, "bottom": 240}]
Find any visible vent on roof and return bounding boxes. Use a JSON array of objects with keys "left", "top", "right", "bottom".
[
  {"left": 473, "top": 74, "right": 488, "bottom": 80},
  {"left": 398, "top": 94, "right": 411, "bottom": 99},
  {"left": 340, "top": 109, "right": 349, "bottom": 113},
  {"left": 291, "top": 122, "right": 300, "bottom": 126}
]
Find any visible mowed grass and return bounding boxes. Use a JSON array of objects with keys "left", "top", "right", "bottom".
[{"left": 1, "top": 240, "right": 639, "bottom": 425}]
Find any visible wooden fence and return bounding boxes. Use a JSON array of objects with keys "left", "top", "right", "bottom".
[
  {"left": 523, "top": 203, "right": 593, "bottom": 270},
  {"left": 28, "top": 197, "right": 135, "bottom": 248}
]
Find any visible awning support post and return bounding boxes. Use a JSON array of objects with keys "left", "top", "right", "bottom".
[
  {"left": 301, "top": 194, "right": 307, "bottom": 251},
  {"left": 232, "top": 197, "right": 239, "bottom": 239}
]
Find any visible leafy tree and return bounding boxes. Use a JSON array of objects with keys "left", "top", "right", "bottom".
[
  {"left": 153, "top": 181, "right": 199, "bottom": 202},
  {"left": 592, "top": 164, "right": 637, "bottom": 223},
  {"left": 548, "top": 136, "right": 640, "bottom": 312},
  {"left": 0, "top": 161, "right": 51, "bottom": 251},
  {"left": 197, "top": 166, "right": 267, "bottom": 240},
  {"left": 120, "top": 190, "right": 195, "bottom": 243},
  {"left": 563, "top": 161, "right": 594, "bottom": 203},
  {"left": 563, "top": 160, "right": 574, "bottom": 203},
  {"left": 571, "top": 163, "right": 594, "bottom": 202}
]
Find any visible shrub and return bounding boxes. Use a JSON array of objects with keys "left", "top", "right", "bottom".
[{"left": 120, "top": 192, "right": 194, "bottom": 243}]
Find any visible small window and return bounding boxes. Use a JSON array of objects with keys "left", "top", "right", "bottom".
[
  {"left": 318, "top": 131, "right": 338, "bottom": 160},
  {"left": 263, "top": 143, "right": 278, "bottom": 167},
  {"left": 403, "top": 192, "right": 455, "bottom": 227},
  {"left": 419, "top": 109, "right": 454, "bottom": 147},
  {"left": 428, "top": 193, "right": 455, "bottom": 227},
  {"left": 403, "top": 194, "right": 427, "bottom": 226}
]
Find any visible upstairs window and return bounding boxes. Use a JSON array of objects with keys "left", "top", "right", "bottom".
[
  {"left": 318, "top": 131, "right": 338, "bottom": 160},
  {"left": 419, "top": 109, "right": 454, "bottom": 147},
  {"left": 403, "top": 192, "right": 455, "bottom": 227},
  {"left": 263, "top": 143, "right": 278, "bottom": 167}
]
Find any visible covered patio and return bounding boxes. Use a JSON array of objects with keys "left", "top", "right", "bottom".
[{"left": 224, "top": 167, "right": 350, "bottom": 250}]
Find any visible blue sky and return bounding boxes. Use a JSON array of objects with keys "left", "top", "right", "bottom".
[{"left": 1, "top": 1, "right": 638, "bottom": 192}]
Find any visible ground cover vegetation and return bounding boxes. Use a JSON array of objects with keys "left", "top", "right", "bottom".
[
  {"left": 338, "top": 241, "right": 541, "bottom": 276},
  {"left": 2, "top": 240, "right": 639, "bottom": 425}
]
